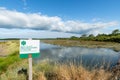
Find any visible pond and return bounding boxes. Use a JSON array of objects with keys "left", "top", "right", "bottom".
[
  {"left": 0, "top": 40, "right": 7, "bottom": 42},
  {"left": 34, "top": 42, "right": 120, "bottom": 69}
]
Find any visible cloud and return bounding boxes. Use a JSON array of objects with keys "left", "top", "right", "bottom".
[{"left": 0, "top": 7, "right": 119, "bottom": 34}]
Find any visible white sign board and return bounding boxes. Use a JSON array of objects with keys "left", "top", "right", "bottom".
[{"left": 20, "top": 40, "right": 40, "bottom": 58}]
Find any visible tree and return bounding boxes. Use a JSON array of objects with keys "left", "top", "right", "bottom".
[
  {"left": 70, "top": 36, "right": 78, "bottom": 39},
  {"left": 112, "top": 29, "right": 120, "bottom": 34},
  {"left": 88, "top": 34, "right": 94, "bottom": 37},
  {"left": 81, "top": 34, "right": 87, "bottom": 38}
]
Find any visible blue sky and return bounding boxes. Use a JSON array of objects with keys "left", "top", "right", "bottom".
[{"left": 0, "top": 0, "right": 120, "bottom": 38}]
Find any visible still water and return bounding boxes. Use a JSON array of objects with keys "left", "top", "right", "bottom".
[{"left": 35, "top": 42, "right": 120, "bottom": 69}]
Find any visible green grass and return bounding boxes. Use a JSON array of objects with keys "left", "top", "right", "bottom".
[
  {"left": 0, "top": 51, "right": 22, "bottom": 73},
  {"left": 0, "top": 40, "right": 21, "bottom": 73}
]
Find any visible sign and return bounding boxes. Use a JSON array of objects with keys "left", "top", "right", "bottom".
[{"left": 20, "top": 40, "right": 40, "bottom": 58}]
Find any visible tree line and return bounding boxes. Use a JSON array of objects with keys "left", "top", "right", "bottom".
[{"left": 67, "top": 29, "right": 120, "bottom": 43}]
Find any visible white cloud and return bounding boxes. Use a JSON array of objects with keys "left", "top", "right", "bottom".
[
  {"left": 0, "top": 28, "right": 80, "bottom": 38},
  {"left": 0, "top": 7, "right": 119, "bottom": 34}
]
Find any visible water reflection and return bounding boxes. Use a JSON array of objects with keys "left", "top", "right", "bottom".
[{"left": 35, "top": 42, "right": 120, "bottom": 68}]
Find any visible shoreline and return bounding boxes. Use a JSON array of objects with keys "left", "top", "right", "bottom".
[{"left": 42, "top": 40, "right": 120, "bottom": 52}]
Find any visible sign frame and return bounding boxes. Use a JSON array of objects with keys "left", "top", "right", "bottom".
[{"left": 20, "top": 40, "right": 40, "bottom": 58}]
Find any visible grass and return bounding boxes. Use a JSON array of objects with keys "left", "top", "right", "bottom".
[
  {"left": 42, "top": 40, "right": 120, "bottom": 52},
  {"left": 0, "top": 40, "right": 21, "bottom": 73},
  {"left": 0, "top": 51, "right": 22, "bottom": 73},
  {"left": 0, "top": 40, "right": 120, "bottom": 80},
  {"left": 0, "top": 60, "right": 28, "bottom": 80},
  {"left": 50, "top": 64, "right": 111, "bottom": 80},
  {"left": 0, "top": 61, "right": 114, "bottom": 80},
  {"left": 0, "top": 40, "right": 19, "bottom": 56}
]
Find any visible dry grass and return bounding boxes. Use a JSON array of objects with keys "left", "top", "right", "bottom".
[
  {"left": 0, "top": 40, "right": 19, "bottom": 56},
  {"left": 42, "top": 40, "right": 120, "bottom": 51},
  {"left": 45, "top": 64, "right": 111, "bottom": 80},
  {"left": 0, "top": 60, "right": 113, "bottom": 80}
]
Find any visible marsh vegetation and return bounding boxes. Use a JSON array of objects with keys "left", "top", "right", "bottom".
[{"left": 0, "top": 39, "right": 120, "bottom": 80}]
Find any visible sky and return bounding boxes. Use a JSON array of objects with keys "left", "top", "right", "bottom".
[{"left": 0, "top": 0, "right": 120, "bottom": 38}]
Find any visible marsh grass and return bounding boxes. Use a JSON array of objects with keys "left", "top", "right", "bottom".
[
  {"left": 0, "top": 60, "right": 28, "bottom": 80},
  {"left": 0, "top": 60, "right": 113, "bottom": 80},
  {"left": 42, "top": 40, "right": 120, "bottom": 51},
  {"left": 0, "top": 40, "right": 21, "bottom": 73},
  {"left": 0, "top": 40, "right": 119, "bottom": 80},
  {"left": 0, "top": 40, "right": 19, "bottom": 56},
  {"left": 50, "top": 64, "right": 111, "bottom": 80},
  {"left": 0, "top": 51, "right": 22, "bottom": 73}
]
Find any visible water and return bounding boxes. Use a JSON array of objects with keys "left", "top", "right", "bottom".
[
  {"left": 35, "top": 42, "right": 120, "bottom": 69},
  {"left": 0, "top": 40, "right": 7, "bottom": 42}
]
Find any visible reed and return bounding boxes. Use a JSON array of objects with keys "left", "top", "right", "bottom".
[{"left": 0, "top": 61, "right": 113, "bottom": 80}]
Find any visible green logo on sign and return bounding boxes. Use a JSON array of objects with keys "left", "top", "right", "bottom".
[{"left": 21, "top": 41, "right": 26, "bottom": 46}]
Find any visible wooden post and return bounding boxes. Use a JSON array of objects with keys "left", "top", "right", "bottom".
[
  {"left": 28, "top": 38, "right": 32, "bottom": 80},
  {"left": 28, "top": 54, "right": 32, "bottom": 80}
]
